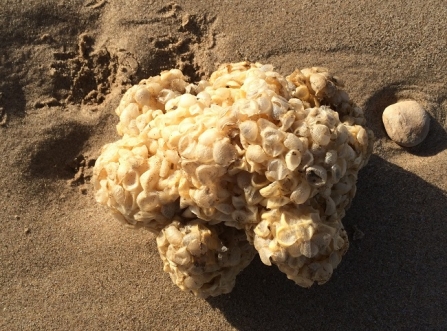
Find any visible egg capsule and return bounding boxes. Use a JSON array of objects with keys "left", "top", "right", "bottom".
[
  {"left": 283, "top": 133, "right": 304, "bottom": 152},
  {"left": 196, "top": 164, "right": 224, "bottom": 185},
  {"left": 258, "top": 247, "right": 274, "bottom": 266},
  {"left": 305, "top": 166, "right": 327, "bottom": 187},
  {"left": 294, "top": 85, "right": 310, "bottom": 99},
  {"left": 119, "top": 103, "right": 140, "bottom": 127},
  {"left": 285, "top": 149, "right": 302, "bottom": 171},
  {"left": 122, "top": 169, "right": 140, "bottom": 192},
  {"left": 136, "top": 191, "right": 159, "bottom": 211},
  {"left": 261, "top": 133, "right": 284, "bottom": 157},
  {"left": 244, "top": 186, "right": 263, "bottom": 205},
  {"left": 192, "top": 187, "right": 217, "bottom": 209},
  {"left": 164, "top": 225, "right": 184, "bottom": 246},
  {"left": 134, "top": 87, "right": 151, "bottom": 106},
  {"left": 300, "top": 241, "right": 319, "bottom": 258},
  {"left": 257, "top": 95, "right": 273, "bottom": 114},
  {"left": 335, "top": 124, "right": 349, "bottom": 144},
  {"left": 111, "top": 185, "right": 126, "bottom": 206},
  {"left": 198, "top": 128, "right": 220, "bottom": 146},
  {"left": 196, "top": 91, "right": 211, "bottom": 107},
  {"left": 239, "top": 120, "right": 259, "bottom": 142},
  {"left": 309, "top": 73, "right": 328, "bottom": 95},
  {"left": 104, "top": 162, "right": 118, "bottom": 181},
  {"left": 266, "top": 159, "right": 289, "bottom": 181},
  {"left": 271, "top": 247, "right": 287, "bottom": 263},
  {"left": 324, "top": 150, "right": 338, "bottom": 166},
  {"left": 276, "top": 226, "right": 300, "bottom": 247},
  {"left": 171, "top": 247, "right": 191, "bottom": 266},
  {"left": 158, "top": 89, "right": 178, "bottom": 104},
  {"left": 243, "top": 77, "right": 268, "bottom": 98},
  {"left": 259, "top": 181, "right": 282, "bottom": 198},
  {"left": 178, "top": 93, "right": 197, "bottom": 108},
  {"left": 213, "top": 139, "right": 238, "bottom": 166},
  {"left": 245, "top": 144, "right": 268, "bottom": 164},
  {"left": 311, "top": 124, "right": 331, "bottom": 146},
  {"left": 254, "top": 220, "right": 271, "bottom": 238},
  {"left": 290, "top": 180, "right": 311, "bottom": 204}
]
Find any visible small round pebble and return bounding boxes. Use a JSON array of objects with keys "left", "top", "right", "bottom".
[{"left": 382, "top": 100, "right": 430, "bottom": 147}]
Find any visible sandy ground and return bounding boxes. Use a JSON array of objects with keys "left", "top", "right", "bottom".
[{"left": 1, "top": 1, "right": 446, "bottom": 330}]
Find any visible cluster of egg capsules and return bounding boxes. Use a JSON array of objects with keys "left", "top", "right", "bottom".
[{"left": 93, "top": 62, "right": 373, "bottom": 297}]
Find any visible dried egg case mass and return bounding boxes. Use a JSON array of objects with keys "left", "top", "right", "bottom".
[{"left": 93, "top": 62, "right": 373, "bottom": 297}]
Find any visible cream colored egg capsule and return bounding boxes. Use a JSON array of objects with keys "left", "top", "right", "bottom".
[{"left": 134, "top": 87, "right": 151, "bottom": 106}]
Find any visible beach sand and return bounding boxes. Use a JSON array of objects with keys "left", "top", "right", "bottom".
[{"left": 1, "top": 1, "right": 446, "bottom": 330}]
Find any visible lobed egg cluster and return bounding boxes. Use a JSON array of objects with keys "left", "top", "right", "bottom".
[
  {"left": 157, "top": 220, "right": 256, "bottom": 298},
  {"left": 93, "top": 62, "right": 373, "bottom": 297}
]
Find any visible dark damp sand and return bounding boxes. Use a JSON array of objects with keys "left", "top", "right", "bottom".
[{"left": 1, "top": 1, "right": 446, "bottom": 330}]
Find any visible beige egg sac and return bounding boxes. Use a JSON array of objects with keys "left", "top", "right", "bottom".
[
  {"left": 92, "top": 61, "right": 374, "bottom": 296},
  {"left": 114, "top": 69, "right": 190, "bottom": 136},
  {"left": 156, "top": 220, "right": 256, "bottom": 298},
  {"left": 253, "top": 206, "right": 348, "bottom": 287}
]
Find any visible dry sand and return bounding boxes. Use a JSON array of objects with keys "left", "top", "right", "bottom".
[{"left": 1, "top": 1, "right": 446, "bottom": 330}]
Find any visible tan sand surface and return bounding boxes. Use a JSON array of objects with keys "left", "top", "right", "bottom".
[{"left": 1, "top": 1, "right": 446, "bottom": 330}]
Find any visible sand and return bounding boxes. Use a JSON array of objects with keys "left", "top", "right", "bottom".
[{"left": 1, "top": 1, "right": 446, "bottom": 330}]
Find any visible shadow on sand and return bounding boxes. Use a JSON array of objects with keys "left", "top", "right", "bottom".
[{"left": 208, "top": 155, "right": 447, "bottom": 330}]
